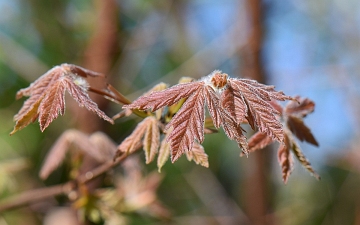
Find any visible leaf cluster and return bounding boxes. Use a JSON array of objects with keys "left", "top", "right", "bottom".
[
  {"left": 11, "top": 65, "right": 319, "bottom": 183},
  {"left": 11, "top": 64, "right": 113, "bottom": 135},
  {"left": 124, "top": 70, "right": 294, "bottom": 164},
  {"left": 246, "top": 97, "right": 319, "bottom": 183}
]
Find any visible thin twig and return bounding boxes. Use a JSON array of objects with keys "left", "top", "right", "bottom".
[
  {"left": 106, "top": 84, "right": 131, "bottom": 105},
  {"left": 88, "top": 87, "right": 125, "bottom": 104},
  {"left": 0, "top": 182, "right": 74, "bottom": 212},
  {"left": 0, "top": 153, "right": 128, "bottom": 212},
  {"left": 89, "top": 86, "right": 149, "bottom": 119}
]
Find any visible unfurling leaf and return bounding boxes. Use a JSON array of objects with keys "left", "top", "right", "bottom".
[
  {"left": 277, "top": 135, "right": 293, "bottom": 184},
  {"left": 143, "top": 118, "right": 160, "bottom": 164},
  {"left": 287, "top": 116, "right": 319, "bottom": 146},
  {"left": 157, "top": 134, "right": 171, "bottom": 172},
  {"left": 11, "top": 64, "right": 113, "bottom": 135},
  {"left": 245, "top": 131, "right": 274, "bottom": 155},
  {"left": 124, "top": 70, "right": 292, "bottom": 162},
  {"left": 118, "top": 116, "right": 161, "bottom": 165},
  {"left": 290, "top": 135, "right": 320, "bottom": 180},
  {"left": 165, "top": 86, "right": 206, "bottom": 162},
  {"left": 205, "top": 86, "right": 248, "bottom": 154},
  {"left": 185, "top": 142, "right": 209, "bottom": 168},
  {"left": 228, "top": 79, "right": 292, "bottom": 142},
  {"left": 284, "top": 96, "right": 318, "bottom": 146},
  {"left": 124, "top": 82, "right": 203, "bottom": 112},
  {"left": 285, "top": 95, "right": 314, "bottom": 117},
  {"left": 239, "top": 96, "right": 319, "bottom": 182},
  {"left": 220, "top": 85, "right": 247, "bottom": 124},
  {"left": 118, "top": 117, "right": 152, "bottom": 154}
]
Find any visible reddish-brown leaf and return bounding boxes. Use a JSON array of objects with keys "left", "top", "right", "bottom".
[
  {"left": 239, "top": 79, "right": 292, "bottom": 101},
  {"left": 145, "top": 82, "right": 168, "bottom": 120},
  {"left": 269, "top": 100, "right": 283, "bottom": 115},
  {"left": 38, "top": 79, "right": 66, "bottom": 131},
  {"left": 285, "top": 96, "right": 315, "bottom": 117},
  {"left": 11, "top": 98, "right": 43, "bottom": 135},
  {"left": 12, "top": 67, "right": 62, "bottom": 134},
  {"left": 15, "top": 66, "right": 60, "bottom": 100},
  {"left": 228, "top": 79, "right": 289, "bottom": 142},
  {"left": 67, "top": 64, "right": 104, "bottom": 78},
  {"left": 277, "top": 135, "right": 294, "bottom": 184},
  {"left": 143, "top": 117, "right": 160, "bottom": 164},
  {"left": 287, "top": 115, "right": 319, "bottom": 146},
  {"left": 157, "top": 134, "right": 171, "bottom": 172},
  {"left": 117, "top": 117, "right": 152, "bottom": 154},
  {"left": 204, "top": 86, "right": 222, "bottom": 128},
  {"left": 118, "top": 116, "right": 161, "bottom": 165},
  {"left": 205, "top": 86, "right": 248, "bottom": 153},
  {"left": 165, "top": 86, "right": 206, "bottom": 162},
  {"left": 11, "top": 64, "right": 113, "bottom": 135},
  {"left": 247, "top": 131, "right": 274, "bottom": 153},
  {"left": 220, "top": 85, "right": 247, "bottom": 124},
  {"left": 290, "top": 135, "right": 320, "bottom": 180},
  {"left": 185, "top": 142, "right": 209, "bottom": 168},
  {"left": 64, "top": 78, "right": 113, "bottom": 126},
  {"left": 123, "top": 70, "right": 294, "bottom": 162},
  {"left": 124, "top": 82, "right": 204, "bottom": 112},
  {"left": 220, "top": 106, "right": 249, "bottom": 155}
]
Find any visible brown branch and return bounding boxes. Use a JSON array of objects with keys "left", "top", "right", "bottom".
[
  {"left": 88, "top": 86, "right": 130, "bottom": 105},
  {"left": 241, "top": 1, "right": 272, "bottom": 225},
  {"left": 106, "top": 84, "right": 132, "bottom": 105},
  {"left": 0, "top": 153, "right": 128, "bottom": 212},
  {"left": 0, "top": 182, "right": 74, "bottom": 212},
  {"left": 73, "top": 0, "right": 119, "bottom": 134}
]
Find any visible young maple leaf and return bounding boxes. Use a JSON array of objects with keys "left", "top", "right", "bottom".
[
  {"left": 11, "top": 64, "right": 113, "bottom": 135},
  {"left": 117, "top": 115, "right": 210, "bottom": 170},
  {"left": 277, "top": 135, "right": 294, "bottom": 184},
  {"left": 156, "top": 131, "right": 209, "bottom": 172},
  {"left": 123, "top": 70, "right": 293, "bottom": 162},
  {"left": 246, "top": 97, "right": 319, "bottom": 183},
  {"left": 185, "top": 142, "right": 209, "bottom": 168},
  {"left": 118, "top": 116, "right": 160, "bottom": 164}
]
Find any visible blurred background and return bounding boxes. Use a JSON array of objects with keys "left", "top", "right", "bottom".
[{"left": 0, "top": 0, "right": 360, "bottom": 224}]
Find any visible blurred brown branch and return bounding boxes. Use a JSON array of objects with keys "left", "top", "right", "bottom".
[
  {"left": 241, "top": 0, "right": 272, "bottom": 225},
  {"left": 0, "top": 153, "right": 128, "bottom": 212}
]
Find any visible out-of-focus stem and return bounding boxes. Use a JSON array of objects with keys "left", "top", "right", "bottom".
[
  {"left": 241, "top": 0, "right": 273, "bottom": 225},
  {"left": 0, "top": 153, "right": 128, "bottom": 212}
]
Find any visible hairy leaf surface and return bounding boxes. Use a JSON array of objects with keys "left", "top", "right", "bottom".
[
  {"left": 157, "top": 134, "right": 171, "bottom": 172},
  {"left": 285, "top": 96, "right": 314, "bottom": 117},
  {"left": 124, "top": 70, "right": 293, "bottom": 162},
  {"left": 289, "top": 135, "right": 320, "bottom": 180},
  {"left": 118, "top": 116, "right": 162, "bottom": 165},
  {"left": 118, "top": 117, "right": 152, "bottom": 154},
  {"left": 277, "top": 135, "right": 293, "bottom": 184},
  {"left": 228, "top": 79, "right": 291, "bottom": 142},
  {"left": 185, "top": 142, "right": 209, "bottom": 168},
  {"left": 247, "top": 131, "right": 274, "bottom": 153},
  {"left": 143, "top": 117, "right": 160, "bottom": 164},
  {"left": 244, "top": 96, "right": 320, "bottom": 182},
  {"left": 165, "top": 86, "right": 206, "bottom": 162},
  {"left": 11, "top": 64, "right": 113, "bottom": 134},
  {"left": 220, "top": 85, "right": 247, "bottom": 125},
  {"left": 124, "top": 82, "right": 203, "bottom": 112},
  {"left": 287, "top": 116, "right": 319, "bottom": 146}
]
